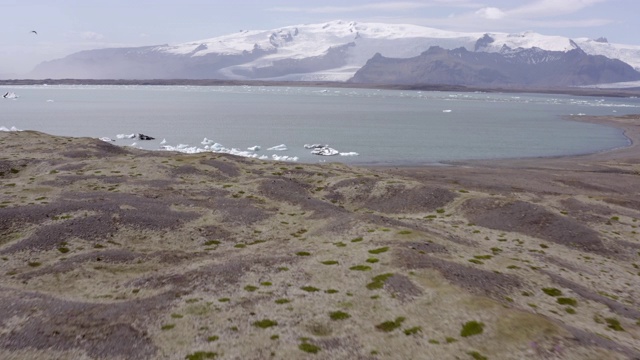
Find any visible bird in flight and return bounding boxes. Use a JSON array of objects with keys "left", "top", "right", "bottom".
[{"left": 31, "top": 30, "right": 37, "bottom": 35}]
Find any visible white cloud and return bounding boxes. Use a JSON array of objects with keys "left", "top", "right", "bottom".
[
  {"left": 508, "top": 0, "right": 609, "bottom": 18},
  {"left": 475, "top": 7, "right": 506, "bottom": 20},
  {"left": 80, "top": 31, "right": 104, "bottom": 41},
  {"left": 269, "top": 1, "right": 478, "bottom": 14}
]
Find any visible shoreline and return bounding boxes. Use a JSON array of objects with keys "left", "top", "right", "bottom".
[{"left": 370, "top": 114, "right": 640, "bottom": 171}]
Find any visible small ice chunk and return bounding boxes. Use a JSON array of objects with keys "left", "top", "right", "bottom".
[
  {"left": 339, "top": 152, "right": 359, "bottom": 156},
  {"left": 201, "top": 137, "right": 215, "bottom": 145},
  {"left": 117, "top": 133, "right": 136, "bottom": 139},
  {"left": 442, "top": 109, "right": 452, "bottom": 113},
  {"left": 247, "top": 145, "right": 261, "bottom": 151},
  {"left": 267, "top": 144, "right": 288, "bottom": 151},
  {"left": 304, "top": 144, "right": 328, "bottom": 149},
  {"left": 0, "top": 126, "right": 21, "bottom": 132},
  {"left": 99, "top": 137, "right": 115, "bottom": 142},
  {"left": 160, "top": 138, "right": 167, "bottom": 145},
  {"left": 272, "top": 154, "right": 298, "bottom": 162}
]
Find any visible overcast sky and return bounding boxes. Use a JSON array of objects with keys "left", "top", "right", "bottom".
[{"left": 1, "top": 0, "right": 638, "bottom": 77}]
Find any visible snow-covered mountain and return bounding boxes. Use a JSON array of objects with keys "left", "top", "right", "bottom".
[{"left": 29, "top": 20, "right": 640, "bottom": 83}]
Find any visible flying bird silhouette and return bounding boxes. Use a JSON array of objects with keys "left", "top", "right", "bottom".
[{"left": 31, "top": 30, "right": 37, "bottom": 35}]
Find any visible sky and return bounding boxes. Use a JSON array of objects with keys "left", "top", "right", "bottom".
[{"left": 1, "top": 0, "right": 638, "bottom": 77}]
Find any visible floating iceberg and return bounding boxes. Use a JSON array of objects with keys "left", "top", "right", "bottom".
[
  {"left": 247, "top": 145, "right": 261, "bottom": 151},
  {"left": 99, "top": 137, "right": 115, "bottom": 142},
  {"left": 2, "top": 92, "right": 17, "bottom": 99},
  {"left": 160, "top": 138, "right": 167, "bottom": 145},
  {"left": 267, "top": 144, "right": 288, "bottom": 151},
  {"left": 442, "top": 109, "right": 452, "bottom": 113},
  {"left": 201, "top": 137, "right": 215, "bottom": 145},
  {"left": 311, "top": 146, "right": 339, "bottom": 156},
  {"left": 116, "top": 133, "right": 136, "bottom": 139},
  {"left": 339, "top": 152, "right": 359, "bottom": 156}
]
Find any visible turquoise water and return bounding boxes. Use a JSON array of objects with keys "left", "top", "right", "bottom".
[{"left": 1, "top": 85, "right": 638, "bottom": 165}]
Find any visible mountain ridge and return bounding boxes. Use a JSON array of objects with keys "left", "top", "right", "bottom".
[
  {"left": 349, "top": 45, "right": 640, "bottom": 87},
  {"left": 28, "top": 20, "right": 640, "bottom": 86}
]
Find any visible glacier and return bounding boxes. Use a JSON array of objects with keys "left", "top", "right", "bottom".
[{"left": 29, "top": 20, "right": 640, "bottom": 81}]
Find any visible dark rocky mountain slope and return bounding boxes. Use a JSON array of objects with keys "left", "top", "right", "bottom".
[{"left": 350, "top": 46, "right": 640, "bottom": 87}]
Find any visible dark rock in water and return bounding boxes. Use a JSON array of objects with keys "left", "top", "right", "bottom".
[{"left": 138, "top": 134, "right": 155, "bottom": 140}]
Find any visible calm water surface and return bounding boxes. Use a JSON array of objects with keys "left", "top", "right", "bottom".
[{"left": 1, "top": 85, "right": 638, "bottom": 165}]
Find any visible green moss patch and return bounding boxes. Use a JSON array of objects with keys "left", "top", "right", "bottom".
[
  {"left": 542, "top": 288, "right": 562, "bottom": 297},
  {"left": 321, "top": 260, "right": 339, "bottom": 265},
  {"left": 301, "top": 286, "right": 321, "bottom": 292},
  {"left": 368, "top": 247, "right": 389, "bottom": 254},
  {"left": 556, "top": 297, "right": 577, "bottom": 306},
  {"left": 350, "top": 265, "right": 372, "bottom": 271},
  {"left": 299, "top": 342, "right": 321, "bottom": 354},
  {"left": 375, "top": 317, "right": 405, "bottom": 332},
  {"left": 329, "top": 311, "right": 351, "bottom": 320},
  {"left": 366, "top": 273, "right": 394, "bottom": 290},
  {"left": 185, "top": 351, "right": 218, "bottom": 360},
  {"left": 460, "top": 321, "right": 484, "bottom": 337},
  {"left": 253, "top": 319, "right": 278, "bottom": 328}
]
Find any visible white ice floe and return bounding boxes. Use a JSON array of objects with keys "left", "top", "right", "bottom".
[
  {"left": 158, "top": 142, "right": 298, "bottom": 162},
  {"left": 339, "top": 152, "right": 359, "bottom": 156},
  {"left": 311, "top": 146, "right": 339, "bottom": 156},
  {"left": 201, "top": 137, "right": 215, "bottom": 145},
  {"left": 3, "top": 92, "right": 18, "bottom": 99},
  {"left": 0, "top": 126, "right": 21, "bottom": 132},
  {"left": 99, "top": 137, "right": 115, "bottom": 142},
  {"left": 272, "top": 154, "right": 298, "bottom": 162},
  {"left": 46, "top": 99, "right": 54, "bottom": 102},
  {"left": 160, "top": 138, "right": 167, "bottom": 145},
  {"left": 442, "top": 109, "right": 452, "bottom": 113},
  {"left": 267, "top": 144, "right": 288, "bottom": 151},
  {"left": 117, "top": 133, "right": 136, "bottom": 139},
  {"left": 304, "top": 144, "right": 328, "bottom": 149},
  {"left": 247, "top": 145, "right": 261, "bottom": 151}
]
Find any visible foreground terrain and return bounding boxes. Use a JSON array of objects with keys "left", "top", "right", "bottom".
[{"left": 1, "top": 115, "right": 639, "bottom": 359}]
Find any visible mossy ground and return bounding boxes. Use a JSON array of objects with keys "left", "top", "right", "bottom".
[{"left": 1, "top": 121, "right": 640, "bottom": 360}]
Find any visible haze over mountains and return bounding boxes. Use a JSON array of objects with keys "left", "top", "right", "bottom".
[{"left": 29, "top": 20, "right": 640, "bottom": 88}]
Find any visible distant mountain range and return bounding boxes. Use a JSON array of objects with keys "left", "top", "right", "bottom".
[
  {"left": 350, "top": 45, "right": 640, "bottom": 87},
  {"left": 29, "top": 20, "right": 640, "bottom": 87}
]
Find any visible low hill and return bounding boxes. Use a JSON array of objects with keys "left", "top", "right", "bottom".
[{"left": 1, "top": 121, "right": 639, "bottom": 359}]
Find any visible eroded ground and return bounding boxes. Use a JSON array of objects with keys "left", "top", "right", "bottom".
[{"left": 1, "top": 115, "right": 639, "bottom": 359}]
